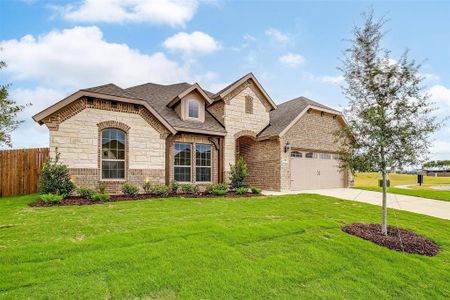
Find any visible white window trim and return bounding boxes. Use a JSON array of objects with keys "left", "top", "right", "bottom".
[
  {"left": 195, "top": 144, "right": 212, "bottom": 183},
  {"left": 186, "top": 99, "right": 201, "bottom": 121},
  {"left": 101, "top": 128, "right": 126, "bottom": 181},
  {"left": 174, "top": 142, "right": 192, "bottom": 183}
]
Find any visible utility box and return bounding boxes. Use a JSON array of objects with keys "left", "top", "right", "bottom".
[
  {"left": 418, "top": 174, "right": 424, "bottom": 186},
  {"left": 378, "top": 179, "right": 390, "bottom": 188}
]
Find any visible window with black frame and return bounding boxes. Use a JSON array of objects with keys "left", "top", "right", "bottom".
[
  {"left": 174, "top": 143, "right": 192, "bottom": 182},
  {"left": 196, "top": 144, "right": 211, "bottom": 182},
  {"left": 101, "top": 128, "right": 125, "bottom": 179}
]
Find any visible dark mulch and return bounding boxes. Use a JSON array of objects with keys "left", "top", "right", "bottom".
[
  {"left": 342, "top": 223, "right": 439, "bottom": 256},
  {"left": 30, "top": 192, "right": 262, "bottom": 207}
]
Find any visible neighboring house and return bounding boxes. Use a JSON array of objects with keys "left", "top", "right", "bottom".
[
  {"left": 33, "top": 73, "right": 352, "bottom": 192},
  {"left": 423, "top": 168, "right": 450, "bottom": 177}
]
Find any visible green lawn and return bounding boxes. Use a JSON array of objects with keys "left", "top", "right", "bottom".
[
  {"left": 1, "top": 194, "right": 449, "bottom": 299},
  {"left": 354, "top": 172, "right": 450, "bottom": 187},
  {"left": 356, "top": 186, "right": 450, "bottom": 202},
  {"left": 354, "top": 172, "right": 450, "bottom": 202}
]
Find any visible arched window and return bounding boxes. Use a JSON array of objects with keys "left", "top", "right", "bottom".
[
  {"left": 291, "top": 151, "right": 302, "bottom": 158},
  {"left": 188, "top": 99, "right": 199, "bottom": 119},
  {"left": 101, "top": 128, "right": 126, "bottom": 179}
]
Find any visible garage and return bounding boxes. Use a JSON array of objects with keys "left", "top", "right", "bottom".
[{"left": 290, "top": 151, "right": 345, "bottom": 190}]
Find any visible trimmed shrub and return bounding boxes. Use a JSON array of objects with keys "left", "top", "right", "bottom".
[
  {"left": 121, "top": 183, "right": 139, "bottom": 197},
  {"left": 98, "top": 182, "right": 107, "bottom": 193},
  {"left": 229, "top": 157, "right": 249, "bottom": 189},
  {"left": 235, "top": 187, "right": 248, "bottom": 195},
  {"left": 40, "top": 193, "right": 64, "bottom": 204},
  {"left": 211, "top": 189, "right": 227, "bottom": 196},
  {"left": 78, "top": 187, "right": 95, "bottom": 199},
  {"left": 143, "top": 181, "right": 153, "bottom": 194},
  {"left": 181, "top": 183, "right": 194, "bottom": 194},
  {"left": 91, "top": 193, "right": 110, "bottom": 202},
  {"left": 192, "top": 184, "right": 200, "bottom": 195},
  {"left": 206, "top": 183, "right": 228, "bottom": 194},
  {"left": 152, "top": 184, "right": 169, "bottom": 197},
  {"left": 39, "top": 151, "right": 75, "bottom": 197},
  {"left": 170, "top": 181, "right": 180, "bottom": 193},
  {"left": 251, "top": 187, "right": 262, "bottom": 194}
]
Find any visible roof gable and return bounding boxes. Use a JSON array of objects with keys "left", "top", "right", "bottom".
[
  {"left": 167, "top": 83, "right": 212, "bottom": 108},
  {"left": 212, "top": 73, "right": 277, "bottom": 111}
]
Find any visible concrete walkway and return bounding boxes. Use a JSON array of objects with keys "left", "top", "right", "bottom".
[{"left": 263, "top": 188, "right": 450, "bottom": 220}]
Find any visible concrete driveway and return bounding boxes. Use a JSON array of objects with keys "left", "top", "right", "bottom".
[{"left": 263, "top": 188, "right": 450, "bottom": 220}]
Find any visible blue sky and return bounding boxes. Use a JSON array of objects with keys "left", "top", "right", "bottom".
[{"left": 1, "top": 0, "right": 449, "bottom": 160}]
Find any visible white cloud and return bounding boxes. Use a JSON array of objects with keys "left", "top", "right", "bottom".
[
  {"left": 302, "top": 72, "right": 344, "bottom": 84},
  {"left": 320, "top": 75, "right": 344, "bottom": 84},
  {"left": 429, "top": 85, "right": 450, "bottom": 106},
  {"left": 265, "top": 28, "right": 289, "bottom": 44},
  {"left": 430, "top": 141, "right": 450, "bottom": 160},
  {"left": 243, "top": 34, "right": 256, "bottom": 42},
  {"left": 278, "top": 53, "right": 305, "bottom": 67},
  {"left": 54, "top": 0, "right": 198, "bottom": 27},
  {"left": 163, "top": 31, "right": 220, "bottom": 55},
  {"left": 0, "top": 26, "right": 185, "bottom": 89},
  {"left": 5, "top": 87, "right": 67, "bottom": 149},
  {"left": 207, "top": 82, "right": 228, "bottom": 93}
]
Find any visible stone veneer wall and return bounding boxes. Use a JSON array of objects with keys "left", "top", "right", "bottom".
[
  {"left": 46, "top": 100, "right": 166, "bottom": 193},
  {"left": 223, "top": 84, "right": 271, "bottom": 173},
  {"left": 279, "top": 109, "right": 353, "bottom": 191},
  {"left": 166, "top": 133, "right": 219, "bottom": 185},
  {"left": 237, "top": 136, "right": 281, "bottom": 190}
]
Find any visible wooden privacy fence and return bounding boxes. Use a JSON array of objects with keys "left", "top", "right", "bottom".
[{"left": 0, "top": 148, "right": 49, "bottom": 197}]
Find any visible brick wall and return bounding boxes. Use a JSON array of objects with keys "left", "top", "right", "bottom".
[
  {"left": 166, "top": 133, "right": 219, "bottom": 185},
  {"left": 44, "top": 98, "right": 167, "bottom": 193},
  {"left": 223, "top": 84, "right": 271, "bottom": 172},
  {"left": 280, "top": 109, "right": 350, "bottom": 190},
  {"left": 237, "top": 136, "right": 280, "bottom": 190}
]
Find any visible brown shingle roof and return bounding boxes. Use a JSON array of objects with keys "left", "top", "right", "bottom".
[
  {"left": 257, "top": 96, "right": 340, "bottom": 139},
  {"left": 125, "top": 83, "right": 226, "bottom": 134},
  {"left": 82, "top": 83, "right": 141, "bottom": 100}
]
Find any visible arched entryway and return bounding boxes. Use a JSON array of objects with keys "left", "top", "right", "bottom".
[{"left": 234, "top": 131, "right": 260, "bottom": 188}]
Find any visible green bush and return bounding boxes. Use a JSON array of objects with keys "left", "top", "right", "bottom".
[
  {"left": 39, "top": 193, "right": 64, "bottom": 204},
  {"left": 121, "top": 183, "right": 139, "bottom": 197},
  {"left": 251, "top": 187, "right": 262, "bottom": 194},
  {"left": 211, "top": 189, "right": 227, "bottom": 196},
  {"left": 98, "top": 182, "right": 107, "bottom": 193},
  {"left": 152, "top": 184, "right": 169, "bottom": 197},
  {"left": 91, "top": 193, "right": 110, "bottom": 202},
  {"left": 206, "top": 183, "right": 229, "bottom": 194},
  {"left": 235, "top": 187, "right": 248, "bottom": 195},
  {"left": 181, "top": 183, "right": 194, "bottom": 194},
  {"left": 229, "top": 157, "right": 249, "bottom": 189},
  {"left": 143, "top": 181, "right": 153, "bottom": 194},
  {"left": 39, "top": 151, "right": 75, "bottom": 197},
  {"left": 170, "top": 181, "right": 180, "bottom": 193},
  {"left": 78, "top": 187, "right": 95, "bottom": 199},
  {"left": 192, "top": 184, "right": 200, "bottom": 195}
]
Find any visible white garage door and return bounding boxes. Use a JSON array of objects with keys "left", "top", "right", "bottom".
[{"left": 290, "top": 151, "right": 345, "bottom": 190}]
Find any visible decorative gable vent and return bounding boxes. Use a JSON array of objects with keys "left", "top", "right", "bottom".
[{"left": 245, "top": 95, "right": 253, "bottom": 114}]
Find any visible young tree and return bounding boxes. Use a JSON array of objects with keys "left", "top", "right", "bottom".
[
  {"left": 337, "top": 11, "right": 439, "bottom": 234},
  {"left": 0, "top": 60, "right": 26, "bottom": 147}
]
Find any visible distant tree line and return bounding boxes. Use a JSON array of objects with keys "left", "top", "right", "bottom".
[{"left": 423, "top": 160, "right": 450, "bottom": 169}]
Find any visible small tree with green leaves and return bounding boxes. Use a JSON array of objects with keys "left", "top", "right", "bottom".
[
  {"left": 0, "top": 60, "right": 27, "bottom": 147},
  {"left": 39, "top": 150, "right": 76, "bottom": 197},
  {"left": 336, "top": 10, "right": 439, "bottom": 235},
  {"left": 229, "top": 157, "right": 249, "bottom": 189}
]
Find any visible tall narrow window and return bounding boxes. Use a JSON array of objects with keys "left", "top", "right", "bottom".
[
  {"left": 245, "top": 95, "right": 253, "bottom": 114},
  {"left": 101, "top": 128, "right": 125, "bottom": 179},
  {"left": 196, "top": 144, "right": 212, "bottom": 182},
  {"left": 188, "top": 100, "right": 199, "bottom": 118},
  {"left": 174, "top": 143, "right": 192, "bottom": 182}
]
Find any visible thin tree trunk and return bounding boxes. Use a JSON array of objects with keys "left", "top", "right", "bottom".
[{"left": 381, "top": 170, "right": 388, "bottom": 235}]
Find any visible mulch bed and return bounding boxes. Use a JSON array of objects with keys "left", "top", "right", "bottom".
[
  {"left": 30, "top": 192, "right": 261, "bottom": 207},
  {"left": 342, "top": 223, "right": 439, "bottom": 256}
]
